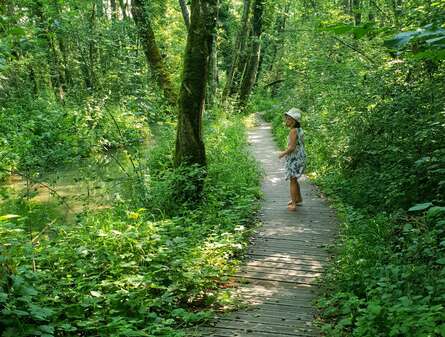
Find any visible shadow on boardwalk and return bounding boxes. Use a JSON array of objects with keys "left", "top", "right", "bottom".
[{"left": 191, "top": 118, "right": 337, "bottom": 337}]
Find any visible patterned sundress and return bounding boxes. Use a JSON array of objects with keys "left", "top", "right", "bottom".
[{"left": 285, "top": 127, "right": 306, "bottom": 180}]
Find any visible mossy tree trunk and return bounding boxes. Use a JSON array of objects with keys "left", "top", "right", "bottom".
[
  {"left": 174, "top": 0, "right": 218, "bottom": 192},
  {"left": 238, "top": 0, "right": 264, "bottom": 107},
  {"left": 132, "top": 0, "right": 177, "bottom": 106}
]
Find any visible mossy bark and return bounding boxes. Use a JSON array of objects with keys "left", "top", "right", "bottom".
[
  {"left": 132, "top": 0, "right": 177, "bottom": 106},
  {"left": 174, "top": 0, "right": 218, "bottom": 170}
]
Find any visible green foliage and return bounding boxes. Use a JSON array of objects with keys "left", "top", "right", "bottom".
[
  {"left": 317, "top": 204, "right": 445, "bottom": 337},
  {"left": 0, "top": 96, "right": 148, "bottom": 173},
  {"left": 385, "top": 24, "right": 445, "bottom": 60},
  {"left": 251, "top": 0, "right": 445, "bottom": 334},
  {"left": 0, "top": 115, "right": 261, "bottom": 337}
]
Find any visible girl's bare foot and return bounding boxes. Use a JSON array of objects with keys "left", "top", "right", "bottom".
[
  {"left": 288, "top": 200, "right": 303, "bottom": 206},
  {"left": 288, "top": 204, "right": 297, "bottom": 211}
]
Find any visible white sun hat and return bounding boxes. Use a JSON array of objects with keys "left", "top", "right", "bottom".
[{"left": 285, "top": 107, "right": 302, "bottom": 123}]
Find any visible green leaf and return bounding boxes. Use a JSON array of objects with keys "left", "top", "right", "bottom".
[
  {"left": 368, "top": 303, "right": 382, "bottom": 315},
  {"left": 7, "top": 27, "right": 26, "bottom": 37},
  {"left": 0, "top": 292, "right": 8, "bottom": 303},
  {"left": 38, "top": 324, "right": 55, "bottom": 334},
  {"left": 90, "top": 291, "right": 102, "bottom": 297},
  {"left": 321, "top": 24, "right": 355, "bottom": 34},
  {"left": 436, "top": 258, "right": 445, "bottom": 265},
  {"left": 408, "top": 202, "right": 433, "bottom": 212},
  {"left": 426, "top": 36, "right": 445, "bottom": 46},
  {"left": 427, "top": 206, "right": 445, "bottom": 220},
  {"left": 0, "top": 214, "right": 20, "bottom": 221},
  {"left": 403, "top": 223, "right": 413, "bottom": 232},
  {"left": 384, "top": 31, "right": 416, "bottom": 50}
]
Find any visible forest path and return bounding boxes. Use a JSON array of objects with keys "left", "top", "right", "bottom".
[{"left": 195, "top": 117, "right": 338, "bottom": 337}]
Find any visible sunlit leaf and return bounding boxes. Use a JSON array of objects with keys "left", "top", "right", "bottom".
[
  {"left": 408, "top": 202, "right": 433, "bottom": 212},
  {"left": 0, "top": 214, "right": 20, "bottom": 221}
]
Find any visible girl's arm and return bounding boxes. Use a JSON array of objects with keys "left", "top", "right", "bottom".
[{"left": 278, "top": 128, "right": 297, "bottom": 159}]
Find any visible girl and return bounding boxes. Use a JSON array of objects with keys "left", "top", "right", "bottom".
[{"left": 278, "top": 108, "right": 306, "bottom": 211}]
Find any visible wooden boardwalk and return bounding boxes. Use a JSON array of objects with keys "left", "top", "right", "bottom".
[{"left": 193, "top": 119, "right": 337, "bottom": 337}]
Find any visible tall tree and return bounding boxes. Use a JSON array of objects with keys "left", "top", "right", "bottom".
[
  {"left": 174, "top": 0, "right": 218, "bottom": 181},
  {"left": 238, "top": 0, "right": 264, "bottom": 106},
  {"left": 33, "top": 0, "right": 66, "bottom": 100},
  {"left": 222, "top": 0, "right": 251, "bottom": 100},
  {"left": 132, "top": 0, "right": 177, "bottom": 106}
]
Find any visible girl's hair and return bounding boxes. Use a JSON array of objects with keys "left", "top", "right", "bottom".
[
  {"left": 290, "top": 119, "right": 301, "bottom": 128},
  {"left": 285, "top": 113, "right": 301, "bottom": 128}
]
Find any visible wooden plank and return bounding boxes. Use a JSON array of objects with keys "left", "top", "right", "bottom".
[
  {"left": 250, "top": 242, "right": 332, "bottom": 254},
  {"left": 206, "top": 319, "right": 318, "bottom": 335},
  {"left": 241, "top": 265, "right": 322, "bottom": 277},
  {"left": 231, "top": 278, "right": 321, "bottom": 293},
  {"left": 237, "top": 297, "right": 314, "bottom": 309},
  {"left": 218, "top": 311, "right": 315, "bottom": 324},
  {"left": 224, "top": 305, "right": 315, "bottom": 319},
  {"left": 254, "top": 236, "right": 334, "bottom": 245},
  {"left": 236, "top": 272, "right": 320, "bottom": 285},
  {"left": 252, "top": 239, "right": 331, "bottom": 250},
  {"left": 197, "top": 326, "right": 318, "bottom": 337},
  {"left": 261, "top": 221, "right": 336, "bottom": 232},
  {"left": 244, "top": 260, "right": 324, "bottom": 271},
  {"left": 244, "top": 254, "right": 327, "bottom": 265},
  {"left": 247, "top": 250, "right": 331, "bottom": 261}
]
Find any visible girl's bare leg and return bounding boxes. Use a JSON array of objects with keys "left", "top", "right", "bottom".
[
  {"left": 288, "top": 177, "right": 303, "bottom": 211},
  {"left": 288, "top": 178, "right": 303, "bottom": 208}
]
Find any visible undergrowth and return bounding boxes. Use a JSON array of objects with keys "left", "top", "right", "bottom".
[
  {"left": 254, "top": 93, "right": 445, "bottom": 337},
  {"left": 0, "top": 113, "right": 261, "bottom": 337}
]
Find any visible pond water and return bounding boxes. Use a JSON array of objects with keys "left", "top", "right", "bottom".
[{"left": 1, "top": 144, "right": 153, "bottom": 227}]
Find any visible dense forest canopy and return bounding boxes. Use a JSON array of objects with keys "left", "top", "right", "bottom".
[{"left": 1, "top": 0, "right": 444, "bottom": 336}]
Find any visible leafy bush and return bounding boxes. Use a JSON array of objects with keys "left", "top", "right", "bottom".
[
  {"left": 251, "top": 32, "right": 445, "bottom": 334},
  {"left": 0, "top": 96, "right": 148, "bottom": 174},
  {"left": 317, "top": 205, "right": 445, "bottom": 337}
]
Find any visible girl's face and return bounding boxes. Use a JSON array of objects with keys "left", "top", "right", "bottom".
[{"left": 284, "top": 115, "right": 296, "bottom": 128}]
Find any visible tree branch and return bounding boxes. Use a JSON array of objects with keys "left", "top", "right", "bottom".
[
  {"left": 330, "top": 35, "right": 376, "bottom": 64},
  {"left": 178, "top": 0, "right": 190, "bottom": 30}
]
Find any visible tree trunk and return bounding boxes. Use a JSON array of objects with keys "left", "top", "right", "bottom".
[
  {"left": 266, "top": 1, "right": 289, "bottom": 72},
  {"left": 178, "top": 0, "right": 191, "bottom": 30},
  {"left": 132, "top": 0, "right": 177, "bottom": 106},
  {"left": 392, "top": 0, "right": 402, "bottom": 27},
  {"left": 351, "top": 0, "right": 361, "bottom": 25},
  {"left": 238, "top": 0, "right": 264, "bottom": 107},
  {"left": 53, "top": 0, "right": 72, "bottom": 89},
  {"left": 174, "top": 0, "right": 218, "bottom": 171},
  {"left": 33, "top": 0, "right": 66, "bottom": 100},
  {"left": 110, "top": 0, "right": 118, "bottom": 19},
  {"left": 119, "top": 0, "right": 127, "bottom": 19},
  {"left": 96, "top": 0, "right": 104, "bottom": 17},
  {"left": 207, "top": 4, "right": 220, "bottom": 107},
  {"left": 222, "top": 0, "right": 251, "bottom": 100},
  {"left": 88, "top": 4, "right": 98, "bottom": 91}
]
